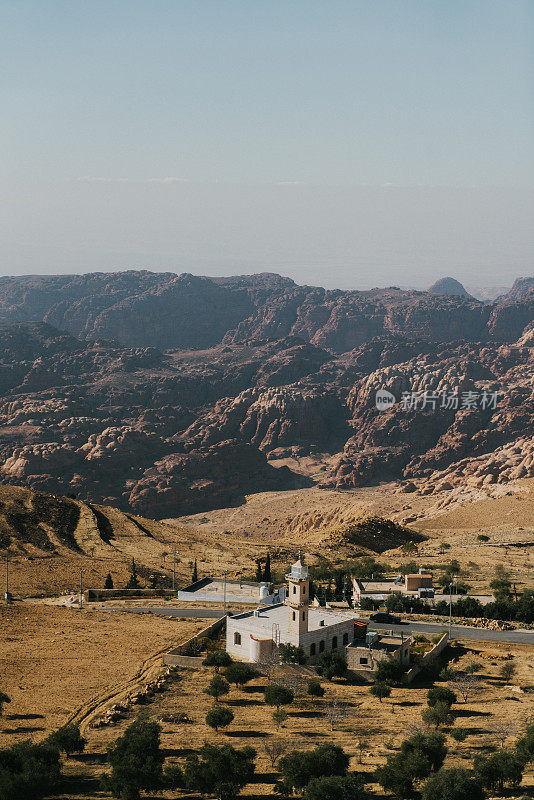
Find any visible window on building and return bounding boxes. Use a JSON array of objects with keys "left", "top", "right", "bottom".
[
  {"left": 234, "top": 632, "right": 241, "bottom": 646},
  {"left": 319, "top": 640, "right": 325, "bottom": 653},
  {"left": 293, "top": 585, "right": 296, "bottom": 594},
  {"left": 303, "top": 585, "right": 306, "bottom": 594},
  {"left": 292, "top": 611, "right": 296, "bottom": 621},
  {"left": 332, "top": 636, "right": 338, "bottom": 650},
  {"left": 302, "top": 611, "right": 306, "bottom": 621},
  {"left": 343, "top": 632, "right": 349, "bottom": 646},
  {"left": 360, "top": 656, "right": 368, "bottom": 664},
  {"left": 310, "top": 643, "right": 316, "bottom": 656}
]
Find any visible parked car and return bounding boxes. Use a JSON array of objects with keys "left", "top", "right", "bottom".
[{"left": 369, "top": 611, "right": 406, "bottom": 625}]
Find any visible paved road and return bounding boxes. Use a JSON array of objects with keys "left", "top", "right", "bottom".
[
  {"left": 368, "top": 620, "right": 534, "bottom": 645},
  {"left": 97, "top": 605, "right": 534, "bottom": 644}
]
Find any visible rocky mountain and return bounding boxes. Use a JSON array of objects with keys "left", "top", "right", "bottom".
[
  {"left": 0, "top": 270, "right": 532, "bottom": 518},
  {"left": 428, "top": 277, "right": 473, "bottom": 298}
]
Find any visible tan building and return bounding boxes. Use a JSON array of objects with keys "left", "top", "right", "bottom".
[
  {"left": 346, "top": 630, "right": 411, "bottom": 675},
  {"left": 352, "top": 569, "right": 433, "bottom": 605}
]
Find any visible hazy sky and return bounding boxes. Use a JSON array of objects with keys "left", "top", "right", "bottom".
[{"left": 1, "top": 1, "right": 533, "bottom": 289}]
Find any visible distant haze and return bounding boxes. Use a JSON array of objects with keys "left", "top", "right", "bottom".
[{"left": 1, "top": 1, "right": 533, "bottom": 289}]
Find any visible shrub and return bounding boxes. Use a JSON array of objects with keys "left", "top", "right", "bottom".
[
  {"left": 279, "top": 643, "right": 307, "bottom": 664},
  {"left": 499, "top": 661, "right": 516, "bottom": 682},
  {"left": 184, "top": 743, "right": 256, "bottom": 800},
  {"left": 422, "top": 768, "right": 484, "bottom": 800},
  {"left": 203, "top": 651, "right": 233, "bottom": 672},
  {"left": 264, "top": 684, "right": 294, "bottom": 710},
  {"left": 474, "top": 750, "right": 525, "bottom": 793},
  {"left": 104, "top": 573, "right": 114, "bottom": 589},
  {"left": 103, "top": 717, "right": 164, "bottom": 800},
  {"left": 307, "top": 679, "right": 325, "bottom": 697},
  {"left": 272, "top": 709, "right": 288, "bottom": 730},
  {"left": 224, "top": 662, "right": 255, "bottom": 688},
  {"left": 427, "top": 687, "right": 457, "bottom": 708},
  {"left": 0, "top": 692, "right": 11, "bottom": 717},
  {"left": 206, "top": 706, "right": 234, "bottom": 732},
  {"left": 450, "top": 728, "right": 468, "bottom": 743},
  {"left": 376, "top": 731, "right": 447, "bottom": 798},
  {"left": 516, "top": 723, "right": 534, "bottom": 764},
  {"left": 370, "top": 682, "right": 391, "bottom": 702},
  {"left": 47, "top": 723, "right": 87, "bottom": 757},
  {"left": 0, "top": 740, "right": 61, "bottom": 800},
  {"left": 204, "top": 675, "right": 230, "bottom": 702},
  {"left": 162, "top": 764, "right": 183, "bottom": 789},
  {"left": 477, "top": 534, "right": 490, "bottom": 542}
]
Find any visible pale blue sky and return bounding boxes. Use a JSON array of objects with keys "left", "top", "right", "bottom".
[{"left": 1, "top": 1, "right": 533, "bottom": 288}]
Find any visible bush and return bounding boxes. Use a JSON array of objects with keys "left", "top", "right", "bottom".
[
  {"left": 370, "top": 682, "right": 391, "bottom": 702},
  {"left": 375, "top": 658, "right": 406, "bottom": 685},
  {"left": 315, "top": 651, "right": 347, "bottom": 681},
  {"left": 422, "top": 768, "right": 484, "bottom": 800},
  {"left": 477, "top": 534, "right": 490, "bottom": 542},
  {"left": 206, "top": 706, "right": 234, "bottom": 732},
  {"left": 104, "top": 573, "right": 114, "bottom": 589},
  {"left": 162, "top": 764, "right": 183, "bottom": 789},
  {"left": 224, "top": 662, "right": 255, "bottom": 688},
  {"left": 264, "top": 684, "right": 294, "bottom": 710},
  {"left": 184, "top": 743, "right": 256, "bottom": 800},
  {"left": 103, "top": 717, "right": 164, "bottom": 800},
  {"left": 376, "top": 731, "right": 447, "bottom": 798},
  {"left": 499, "top": 661, "right": 516, "bottom": 682},
  {"left": 427, "top": 687, "right": 457, "bottom": 708},
  {"left": 204, "top": 675, "right": 230, "bottom": 702},
  {"left": 450, "top": 728, "right": 468, "bottom": 743},
  {"left": 303, "top": 773, "right": 364, "bottom": 800},
  {"left": 272, "top": 709, "right": 288, "bottom": 730},
  {"left": 47, "top": 723, "right": 87, "bottom": 757},
  {"left": 307, "top": 679, "right": 325, "bottom": 697},
  {"left": 203, "top": 651, "right": 233, "bottom": 672},
  {"left": 402, "top": 732, "right": 447, "bottom": 773},
  {"left": 474, "top": 750, "right": 525, "bottom": 793},
  {"left": 0, "top": 740, "right": 61, "bottom": 800},
  {"left": 516, "top": 723, "right": 534, "bottom": 764},
  {"left": 279, "top": 643, "right": 307, "bottom": 664}
]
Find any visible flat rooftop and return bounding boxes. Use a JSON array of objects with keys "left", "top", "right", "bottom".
[{"left": 230, "top": 604, "right": 358, "bottom": 633}]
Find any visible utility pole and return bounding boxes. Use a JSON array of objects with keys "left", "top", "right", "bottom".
[
  {"left": 4, "top": 554, "right": 9, "bottom": 601},
  {"left": 448, "top": 577, "right": 456, "bottom": 638},
  {"left": 173, "top": 549, "right": 176, "bottom": 592},
  {"left": 79, "top": 568, "right": 86, "bottom": 609},
  {"left": 223, "top": 569, "right": 228, "bottom": 615}
]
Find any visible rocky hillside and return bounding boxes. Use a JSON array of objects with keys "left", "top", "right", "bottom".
[{"left": 0, "top": 271, "right": 532, "bottom": 518}]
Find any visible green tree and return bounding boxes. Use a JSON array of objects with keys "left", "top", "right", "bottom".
[
  {"left": 0, "top": 691, "right": 11, "bottom": 716},
  {"left": 255, "top": 559, "right": 263, "bottom": 583},
  {"left": 303, "top": 774, "right": 364, "bottom": 800},
  {"left": 206, "top": 706, "right": 234, "bottom": 732},
  {"left": 192, "top": 560, "right": 198, "bottom": 583},
  {"left": 103, "top": 717, "right": 164, "bottom": 800},
  {"left": 203, "top": 651, "right": 233, "bottom": 673},
  {"left": 370, "top": 681, "right": 391, "bottom": 703},
  {"left": 125, "top": 559, "right": 140, "bottom": 590},
  {"left": 516, "top": 723, "right": 534, "bottom": 764},
  {"left": 449, "top": 728, "right": 468, "bottom": 743},
  {"left": 427, "top": 687, "right": 457, "bottom": 708},
  {"left": 375, "top": 658, "right": 405, "bottom": 685},
  {"left": 272, "top": 708, "right": 288, "bottom": 730},
  {"left": 316, "top": 651, "right": 347, "bottom": 680},
  {"left": 205, "top": 675, "right": 230, "bottom": 703},
  {"left": 422, "top": 768, "right": 484, "bottom": 800},
  {"left": 262, "top": 552, "right": 272, "bottom": 582},
  {"left": 307, "top": 679, "right": 325, "bottom": 697},
  {"left": 474, "top": 750, "right": 524, "bottom": 794},
  {"left": 184, "top": 743, "right": 256, "bottom": 800},
  {"left": 490, "top": 578, "right": 512, "bottom": 601},
  {"left": 0, "top": 740, "right": 61, "bottom": 800},
  {"left": 279, "top": 643, "right": 307, "bottom": 664},
  {"left": 376, "top": 731, "right": 447, "bottom": 798},
  {"left": 277, "top": 743, "right": 349, "bottom": 794},
  {"left": 104, "top": 573, "right": 114, "bottom": 589},
  {"left": 47, "top": 723, "right": 87, "bottom": 757},
  {"left": 401, "top": 732, "right": 447, "bottom": 773},
  {"left": 224, "top": 662, "right": 255, "bottom": 688},
  {"left": 264, "top": 684, "right": 294, "bottom": 711},
  {"left": 422, "top": 702, "right": 455, "bottom": 729}
]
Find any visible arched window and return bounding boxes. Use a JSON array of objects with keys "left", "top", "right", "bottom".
[
  {"left": 319, "top": 640, "right": 325, "bottom": 653},
  {"left": 234, "top": 632, "right": 241, "bottom": 645},
  {"left": 292, "top": 611, "right": 296, "bottom": 621},
  {"left": 343, "top": 632, "right": 349, "bottom": 646},
  {"left": 310, "top": 643, "right": 316, "bottom": 656},
  {"left": 332, "top": 636, "right": 338, "bottom": 650}
]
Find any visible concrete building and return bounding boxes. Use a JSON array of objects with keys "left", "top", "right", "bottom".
[
  {"left": 352, "top": 569, "right": 434, "bottom": 605},
  {"left": 226, "top": 555, "right": 358, "bottom": 664},
  {"left": 346, "top": 629, "right": 411, "bottom": 676},
  {"left": 178, "top": 577, "right": 286, "bottom": 605}
]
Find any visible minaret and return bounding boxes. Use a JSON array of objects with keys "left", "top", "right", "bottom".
[{"left": 285, "top": 552, "right": 309, "bottom": 639}]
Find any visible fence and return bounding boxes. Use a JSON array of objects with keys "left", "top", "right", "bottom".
[
  {"left": 403, "top": 632, "right": 449, "bottom": 684},
  {"left": 163, "top": 615, "right": 227, "bottom": 668}
]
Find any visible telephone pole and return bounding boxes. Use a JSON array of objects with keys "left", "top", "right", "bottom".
[
  {"left": 173, "top": 549, "right": 176, "bottom": 592},
  {"left": 79, "top": 568, "right": 86, "bottom": 609},
  {"left": 4, "top": 554, "right": 9, "bottom": 601}
]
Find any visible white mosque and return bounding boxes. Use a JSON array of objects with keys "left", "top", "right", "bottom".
[{"left": 225, "top": 553, "right": 357, "bottom": 664}]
